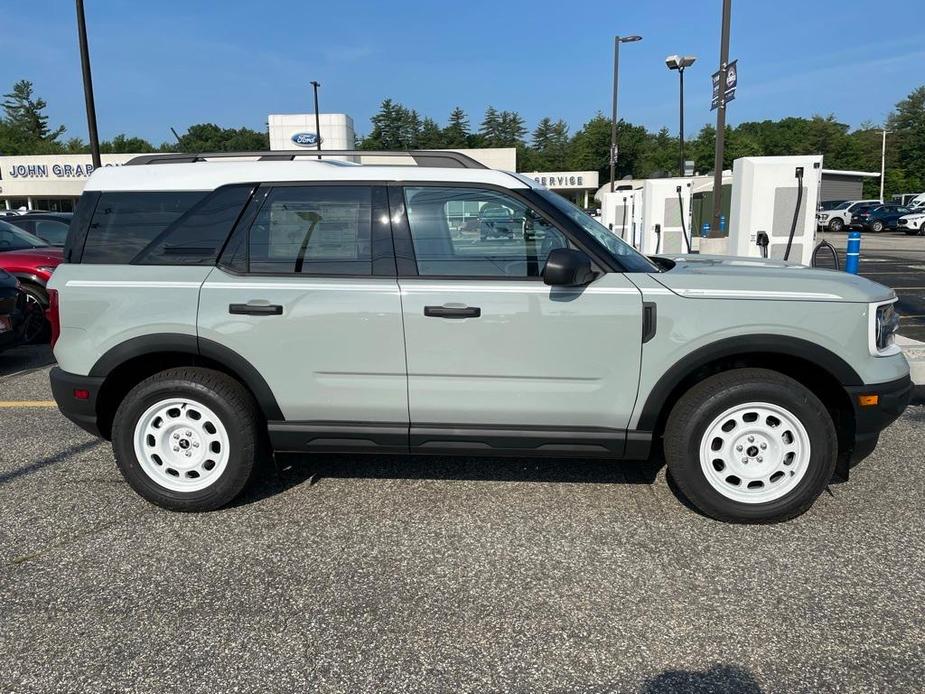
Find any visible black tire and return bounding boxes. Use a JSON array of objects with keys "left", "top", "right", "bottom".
[
  {"left": 19, "top": 283, "right": 50, "bottom": 344},
  {"left": 828, "top": 217, "right": 844, "bottom": 232},
  {"left": 664, "top": 368, "right": 837, "bottom": 524},
  {"left": 111, "top": 367, "right": 266, "bottom": 511}
]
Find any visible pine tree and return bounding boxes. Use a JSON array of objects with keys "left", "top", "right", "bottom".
[
  {"left": 479, "top": 106, "right": 501, "bottom": 145},
  {"left": 443, "top": 107, "right": 470, "bottom": 147}
]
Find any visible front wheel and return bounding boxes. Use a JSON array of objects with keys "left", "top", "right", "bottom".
[
  {"left": 828, "top": 217, "right": 844, "bottom": 232},
  {"left": 664, "top": 368, "right": 837, "bottom": 523},
  {"left": 112, "top": 367, "right": 265, "bottom": 511}
]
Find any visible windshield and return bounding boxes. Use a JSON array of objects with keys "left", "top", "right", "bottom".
[
  {"left": 534, "top": 190, "right": 658, "bottom": 272},
  {"left": 832, "top": 201, "right": 852, "bottom": 210},
  {"left": 0, "top": 221, "right": 49, "bottom": 251}
]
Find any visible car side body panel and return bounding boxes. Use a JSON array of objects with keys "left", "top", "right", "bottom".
[{"left": 48, "top": 264, "right": 211, "bottom": 375}]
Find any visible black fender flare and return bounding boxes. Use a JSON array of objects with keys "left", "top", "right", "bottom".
[
  {"left": 636, "top": 334, "right": 862, "bottom": 431},
  {"left": 89, "top": 333, "right": 284, "bottom": 421}
]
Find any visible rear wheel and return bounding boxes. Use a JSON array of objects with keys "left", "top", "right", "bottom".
[
  {"left": 112, "top": 367, "right": 265, "bottom": 511},
  {"left": 828, "top": 217, "right": 844, "bottom": 232},
  {"left": 871, "top": 220, "right": 884, "bottom": 233},
  {"left": 664, "top": 368, "right": 837, "bottom": 523}
]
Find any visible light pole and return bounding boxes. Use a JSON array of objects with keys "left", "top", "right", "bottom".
[
  {"left": 711, "top": 0, "right": 732, "bottom": 236},
  {"left": 609, "top": 34, "right": 642, "bottom": 192},
  {"left": 310, "top": 80, "right": 322, "bottom": 159},
  {"left": 879, "top": 129, "right": 890, "bottom": 202},
  {"left": 666, "top": 55, "right": 696, "bottom": 177},
  {"left": 75, "top": 0, "right": 101, "bottom": 169}
]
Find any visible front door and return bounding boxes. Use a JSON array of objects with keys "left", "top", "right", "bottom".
[
  {"left": 395, "top": 185, "right": 643, "bottom": 455},
  {"left": 198, "top": 184, "right": 408, "bottom": 446}
]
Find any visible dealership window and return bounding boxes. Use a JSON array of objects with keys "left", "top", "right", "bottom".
[
  {"left": 246, "top": 186, "right": 373, "bottom": 275},
  {"left": 403, "top": 186, "right": 567, "bottom": 277},
  {"left": 82, "top": 191, "right": 208, "bottom": 264}
]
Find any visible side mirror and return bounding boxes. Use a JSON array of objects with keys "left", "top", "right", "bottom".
[{"left": 543, "top": 248, "right": 596, "bottom": 287}]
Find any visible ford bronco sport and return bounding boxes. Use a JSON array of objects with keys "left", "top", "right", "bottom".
[{"left": 48, "top": 151, "right": 912, "bottom": 523}]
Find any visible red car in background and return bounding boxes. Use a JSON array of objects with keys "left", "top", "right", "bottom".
[{"left": 0, "top": 219, "right": 63, "bottom": 342}]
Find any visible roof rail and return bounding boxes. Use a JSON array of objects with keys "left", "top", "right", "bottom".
[{"left": 124, "top": 150, "right": 488, "bottom": 169}]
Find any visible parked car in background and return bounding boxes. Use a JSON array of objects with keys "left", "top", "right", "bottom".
[
  {"left": 3, "top": 212, "right": 74, "bottom": 248},
  {"left": 816, "top": 199, "right": 881, "bottom": 232},
  {"left": 898, "top": 210, "right": 925, "bottom": 235},
  {"left": 818, "top": 200, "right": 846, "bottom": 212},
  {"left": 0, "top": 268, "right": 23, "bottom": 352},
  {"left": 0, "top": 220, "right": 62, "bottom": 341},
  {"left": 4, "top": 212, "right": 72, "bottom": 246},
  {"left": 851, "top": 204, "right": 913, "bottom": 233}
]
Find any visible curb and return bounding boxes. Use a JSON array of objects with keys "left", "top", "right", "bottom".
[{"left": 898, "top": 335, "right": 925, "bottom": 405}]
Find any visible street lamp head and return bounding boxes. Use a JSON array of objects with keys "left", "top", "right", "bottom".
[
  {"left": 665, "top": 55, "right": 697, "bottom": 70},
  {"left": 619, "top": 35, "right": 643, "bottom": 43},
  {"left": 310, "top": 80, "right": 321, "bottom": 88}
]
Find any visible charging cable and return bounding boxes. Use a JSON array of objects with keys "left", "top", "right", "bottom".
[{"left": 783, "top": 167, "right": 804, "bottom": 261}]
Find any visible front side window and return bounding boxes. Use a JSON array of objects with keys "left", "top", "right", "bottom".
[
  {"left": 403, "top": 186, "right": 568, "bottom": 277},
  {"left": 534, "top": 189, "right": 658, "bottom": 272},
  {"left": 34, "top": 220, "right": 70, "bottom": 246},
  {"left": 246, "top": 186, "right": 373, "bottom": 275}
]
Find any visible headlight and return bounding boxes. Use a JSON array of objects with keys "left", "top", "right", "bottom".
[
  {"left": 869, "top": 300, "right": 900, "bottom": 356},
  {"left": 818, "top": 214, "right": 829, "bottom": 220}
]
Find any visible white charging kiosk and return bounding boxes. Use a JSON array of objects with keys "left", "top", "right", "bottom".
[{"left": 728, "top": 155, "right": 823, "bottom": 265}]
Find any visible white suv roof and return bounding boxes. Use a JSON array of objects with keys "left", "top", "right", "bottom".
[{"left": 84, "top": 151, "right": 537, "bottom": 193}]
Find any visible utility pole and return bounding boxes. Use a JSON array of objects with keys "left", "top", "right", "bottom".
[
  {"left": 609, "top": 35, "right": 642, "bottom": 192},
  {"left": 679, "top": 66, "right": 686, "bottom": 177},
  {"left": 711, "top": 0, "right": 732, "bottom": 236},
  {"left": 879, "top": 129, "right": 890, "bottom": 202},
  {"left": 310, "top": 81, "right": 322, "bottom": 160},
  {"left": 75, "top": 0, "right": 101, "bottom": 169}
]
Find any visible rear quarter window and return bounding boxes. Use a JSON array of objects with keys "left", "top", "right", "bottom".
[{"left": 79, "top": 186, "right": 253, "bottom": 265}]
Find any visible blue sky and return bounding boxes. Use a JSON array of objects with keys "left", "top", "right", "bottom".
[{"left": 3, "top": 0, "right": 924, "bottom": 144}]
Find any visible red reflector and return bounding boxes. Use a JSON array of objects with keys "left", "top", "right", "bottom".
[
  {"left": 47, "top": 288, "right": 61, "bottom": 348},
  {"left": 73, "top": 389, "right": 90, "bottom": 400}
]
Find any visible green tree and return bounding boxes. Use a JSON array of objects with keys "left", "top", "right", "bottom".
[
  {"left": 417, "top": 117, "right": 445, "bottom": 148},
  {"left": 443, "top": 107, "right": 470, "bottom": 148},
  {"left": 360, "top": 99, "right": 422, "bottom": 149},
  {"left": 886, "top": 85, "right": 925, "bottom": 193},
  {"left": 0, "top": 80, "right": 66, "bottom": 154},
  {"left": 100, "top": 134, "right": 158, "bottom": 153},
  {"left": 175, "top": 123, "right": 268, "bottom": 153}
]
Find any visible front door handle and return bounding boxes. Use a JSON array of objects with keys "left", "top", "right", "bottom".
[
  {"left": 229, "top": 303, "right": 283, "bottom": 316},
  {"left": 424, "top": 305, "right": 481, "bottom": 319}
]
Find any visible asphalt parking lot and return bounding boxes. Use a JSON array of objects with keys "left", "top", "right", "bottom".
[{"left": 0, "top": 341, "right": 923, "bottom": 693}]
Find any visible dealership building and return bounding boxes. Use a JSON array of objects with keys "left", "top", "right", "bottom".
[{"left": 0, "top": 113, "right": 604, "bottom": 212}]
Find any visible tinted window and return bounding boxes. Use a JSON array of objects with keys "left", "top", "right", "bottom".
[
  {"left": 403, "top": 186, "right": 568, "bottom": 277},
  {"left": 82, "top": 191, "right": 207, "bottom": 264},
  {"left": 34, "top": 220, "right": 70, "bottom": 246},
  {"left": 0, "top": 222, "right": 48, "bottom": 251},
  {"left": 133, "top": 185, "right": 254, "bottom": 265},
  {"left": 247, "top": 186, "right": 373, "bottom": 275}
]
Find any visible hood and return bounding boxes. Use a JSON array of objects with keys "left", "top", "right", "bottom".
[
  {"left": 651, "top": 254, "right": 894, "bottom": 303},
  {"left": 0, "top": 247, "right": 63, "bottom": 264}
]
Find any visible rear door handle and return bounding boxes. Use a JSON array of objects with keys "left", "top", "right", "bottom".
[
  {"left": 229, "top": 303, "right": 283, "bottom": 316},
  {"left": 424, "top": 305, "right": 481, "bottom": 319}
]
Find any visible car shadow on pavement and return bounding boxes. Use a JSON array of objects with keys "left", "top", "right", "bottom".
[
  {"left": 639, "top": 664, "right": 762, "bottom": 693},
  {"left": 0, "top": 344, "right": 55, "bottom": 377},
  {"left": 234, "top": 452, "right": 668, "bottom": 508}
]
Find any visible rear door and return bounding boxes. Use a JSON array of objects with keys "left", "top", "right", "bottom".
[
  {"left": 197, "top": 183, "right": 409, "bottom": 447},
  {"left": 393, "top": 184, "right": 643, "bottom": 456}
]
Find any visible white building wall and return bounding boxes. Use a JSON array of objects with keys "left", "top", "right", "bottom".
[{"left": 268, "top": 113, "right": 355, "bottom": 152}]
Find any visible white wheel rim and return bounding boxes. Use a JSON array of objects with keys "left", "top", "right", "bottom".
[
  {"left": 132, "top": 398, "right": 231, "bottom": 493},
  {"left": 699, "top": 401, "right": 812, "bottom": 504}
]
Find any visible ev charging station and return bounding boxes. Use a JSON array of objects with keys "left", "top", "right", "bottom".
[
  {"left": 728, "top": 155, "right": 823, "bottom": 265},
  {"left": 600, "top": 188, "right": 642, "bottom": 247},
  {"left": 639, "top": 178, "right": 693, "bottom": 255}
]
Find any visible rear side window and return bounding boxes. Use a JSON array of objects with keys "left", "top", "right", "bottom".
[
  {"left": 82, "top": 191, "right": 207, "bottom": 264},
  {"left": 133, "top": 185, "right": 255, "bottom": 265}
]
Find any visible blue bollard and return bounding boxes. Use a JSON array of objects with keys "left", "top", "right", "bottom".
[
  {"left": 701, "top": 222, "right": 710, "bottom": 238},
  {"left": 845, "top": 231, "right": 861, "bottom": 274}
]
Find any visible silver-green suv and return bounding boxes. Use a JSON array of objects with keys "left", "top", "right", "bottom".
[{"left": 47, "top": 151, "right": 912, "bottom": 523}]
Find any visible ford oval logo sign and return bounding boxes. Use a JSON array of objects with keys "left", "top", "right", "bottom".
[{"left": 292, "top": 132, "right": 322, "bottom": 147}]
